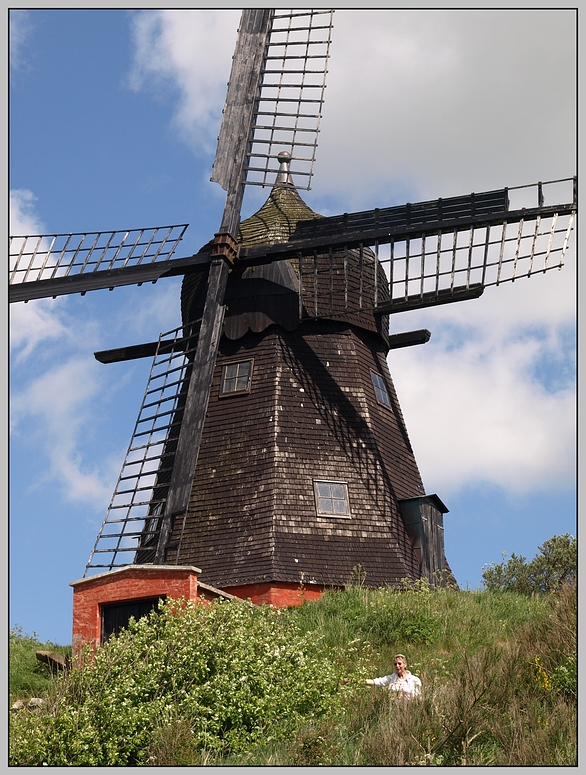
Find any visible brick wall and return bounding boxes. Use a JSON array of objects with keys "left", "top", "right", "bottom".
[
  {"left": 223, "top": 581, "right": 329, "bottom": 607},
  {"left": 70, "top": 565, "right": 201, "bottom": 653}
]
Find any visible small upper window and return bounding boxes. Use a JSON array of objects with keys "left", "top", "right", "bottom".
[
  {"left": 220, "top": 359, "right": 254, "bottom": 396},
  {"left": 371, "top": 371, "right": 391, "bottom": 407},
  {"left": 314, "top": 480, "right": 350, "bottom": 518}
]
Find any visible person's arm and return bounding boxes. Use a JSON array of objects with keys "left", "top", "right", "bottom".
[{"left": 366, "top": 674, "right": 392, "bottom": 687}]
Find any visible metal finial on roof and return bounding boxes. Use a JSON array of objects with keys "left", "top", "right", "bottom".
[{"left": 275, "top": 151, "right": 295, "bottom": 185}]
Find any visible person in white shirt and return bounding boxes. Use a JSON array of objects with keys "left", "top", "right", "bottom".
[{"left": 365, "top": 654, "right": 422, "bottom": 699}]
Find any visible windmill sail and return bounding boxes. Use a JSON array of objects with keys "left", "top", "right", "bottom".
[
  {"left": 9, "top": 225, "right": 189, "bottom": 303},
  {"left": 85, "top": 325, "right": 199, "bottom": 573},
  {"left": 236, "top": 176, "right": 576, "bottom": 318},
  {"left": 83, "top": 9, "right": 337, "bottom": 574},
  {"left": 212, "top": 9, "right": 334, "bottom": 194}
]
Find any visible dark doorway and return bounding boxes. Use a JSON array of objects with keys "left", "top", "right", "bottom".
[{"left": 100, "top": 596, "right": 165, "bottom": 644}]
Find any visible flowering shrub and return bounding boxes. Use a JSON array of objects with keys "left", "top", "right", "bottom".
[
  {"left": 10, "top": 597, "right": 363, "bottom": 766},
  {"left": 531, "top": 656, "right": 552, "bottom": 692}
]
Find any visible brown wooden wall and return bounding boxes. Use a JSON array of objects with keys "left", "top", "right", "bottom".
[{"left": 170, "top": 320, "right": 427, "bottom": 590}]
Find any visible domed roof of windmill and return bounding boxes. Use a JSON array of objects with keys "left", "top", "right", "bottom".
[
  {"left": 181, "top": 151, "right": 387, "bottom": 341},
  {"left": 237, "top": 152, "right": 323, "bottom": 247}
]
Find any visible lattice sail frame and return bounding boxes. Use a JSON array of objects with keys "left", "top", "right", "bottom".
[
  {"left": 292, "top": 178, "right": 576, "bottom": 320},
  {"left": 85, "top": 325, "right": 199, "bottom": 575},
  {"left": 245, "top": 9, "right": 334, "bottom": 189},
  {"left": 212, "top": 9, "right": 334, "bottom": 194},
  {"left": 9, "top": 225, "right": 187, "bottom": 288}
]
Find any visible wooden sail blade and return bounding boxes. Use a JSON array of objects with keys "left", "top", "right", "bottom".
[
  {"left": 244, "top": 9, "right": 334, "bottom": 190},
  {"left": 212, "top": 9, "right": 334, "bottom": 195},
  {"left": 9, "top": 250, "right": 211, "bottom": 304},
  {"left": 84, "top": 326, "right": 199, "bottom": 575},
  {"left": 9, "top": 224, "right": 192, "bottom": 303},
  {"left": 143, "top": 11, "right": 284, "bottom": 567},
  {"left": 211, "top": 9, "right": 274, "bottom": 195},
  {"left": 236, "top": 177, "right": 575, "bottom": 319}
]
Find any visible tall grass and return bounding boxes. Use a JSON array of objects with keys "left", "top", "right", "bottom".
[
  {"left": 9, "top": 627, "right": 70, "bottom": 703},
  {"left": 228, "top": 581, "right": 577, "bottom": 766}
]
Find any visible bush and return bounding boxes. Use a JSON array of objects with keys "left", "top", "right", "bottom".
[
  {"left": 9, "top": 597, "right": 366, "bottom": 766},
  {"left": 482, "top": 534, "right": 576, "bottom": 594}
]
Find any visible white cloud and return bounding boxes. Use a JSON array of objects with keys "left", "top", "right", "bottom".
[
  {"left": 10, "top": 357, "right": 116, "bottom": 506},
  {"left": 115, "top": 282, "right": 182, "bottom": 341},
  {"left": 10, "top": 189, "right": 43, "bottom": 235},
  {"left": 10, "top": 190, "right": 134, "bottom": 507},
  {"left": 9, "top": 301, "right": 68, "bottom": 361},
  {"left": 128, "top": 9, "right": 239, "bottom": 156},
  {"left": 9, "top": 180, "right": 182, "bottom": 512},
  {"left": 9, "top": 9, "right": 33, "bottom": 70},
  {"left": 306, "top": 10, "right": 576, "bottom": 499},
  {"left": 312, "top": 9, "right": 576, "bottom": 209},
  {"left": 10, "top": 190, "right": 69, "bottom": 359},
  {"left": 388, "top": 264, "right": 575, "bottom": 496}
]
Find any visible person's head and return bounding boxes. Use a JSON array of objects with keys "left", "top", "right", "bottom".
[{"left": 393, "top": 654, "right": 407, "bottom": 676}]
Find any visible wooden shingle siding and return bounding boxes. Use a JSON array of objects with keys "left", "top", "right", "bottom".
[
  {"left": 167, "top": 175, "right": 450, "bottom": 594},
  {"left": 171, "top": 320, "right": 425, "bottom": 590}
]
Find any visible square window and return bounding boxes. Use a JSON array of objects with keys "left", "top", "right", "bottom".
[
  {"left": 371, "top": 371, "right": 391, "bottom": 407},
  {"left": 313, "top": 480, "right": 350, "bottom": 518},
  {"left": 220, "top": 359, "right": 254, "bottom": 396}
]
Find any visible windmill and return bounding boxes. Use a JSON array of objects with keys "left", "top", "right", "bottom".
[{"left": 10, "top": 10, "right": 576, "bottom": 606}]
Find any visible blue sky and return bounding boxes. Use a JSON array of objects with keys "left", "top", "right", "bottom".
[{"left": 10, "top": 9, "right": 576, "bottom": 644}]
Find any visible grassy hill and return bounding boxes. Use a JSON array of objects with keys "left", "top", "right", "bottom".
[
  {"left": 9, "top": 626, "right": 71, "bottom": 704},
  {"left": 9, "top": 580, "right": 576, "bottom": 766}
]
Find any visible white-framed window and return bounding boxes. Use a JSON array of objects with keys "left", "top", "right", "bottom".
[
  {"left": 313, "top": 480, "right": 350, "bottom": 518},
  {"left": 220, "top": 359, "right": 254, "bottom": 396},
  {"left": 371, "top": 371, "right": 391, "bottom": 407}
]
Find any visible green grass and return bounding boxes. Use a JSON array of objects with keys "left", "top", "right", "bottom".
[
  {"left": 9, "top": 582, "right": 576, "bottom": 766},
  {"left": 9, "top": 626, "right": 71, "bottom": 703}
]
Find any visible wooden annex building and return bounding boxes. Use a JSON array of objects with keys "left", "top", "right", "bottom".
[{"left": 147, "top": 159, "right": 452, "bottom": 606}]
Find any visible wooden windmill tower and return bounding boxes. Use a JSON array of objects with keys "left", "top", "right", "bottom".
[{"left": 10, "top": 10, "right": 576, "bottom": 612}]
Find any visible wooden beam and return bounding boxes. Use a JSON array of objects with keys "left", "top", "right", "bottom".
[
  {"left": 9, "top": 250, "right": 211, "bottom": 304},
  {"left": 94, "top": 334, "right": 196, "bottom": 364},
  {"left": 154, "top": 256, "right": 230, "bottom": 562},
  {"left": 213, "top": 9, "right": 274, "bottom": 235},
  {"left": 387, "top": 329, "right": 431, "bottom": 350},
  {"left": 94, "top": 342, "right": 159, "bottom": 364},
  {"left": 375, "top": 284, "right": 484, "bottom": 315}
]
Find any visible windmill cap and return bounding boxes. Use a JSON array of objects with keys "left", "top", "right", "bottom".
[{"left": 276, "top": 151, "right": 295, "bottom": 185}]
